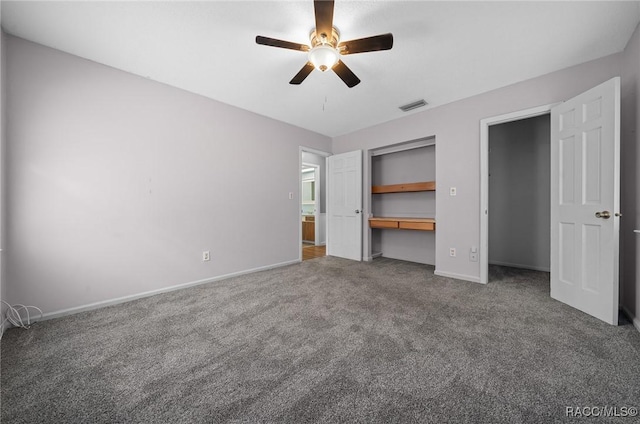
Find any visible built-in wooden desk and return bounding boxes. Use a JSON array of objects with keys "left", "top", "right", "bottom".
[
  {"left": 371, "top": 181, "right": 435, "bottom": 194},
  {"left": 369, "top": 217, "right": 435, "bottom": 231}
]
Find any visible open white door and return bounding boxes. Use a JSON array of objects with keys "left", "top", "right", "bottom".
[
  {"left": 550, "top": 77, "right": 620, "bottom": 325},
  {"left": 327, "top": 150, "right": 363, "bottom": 261}
]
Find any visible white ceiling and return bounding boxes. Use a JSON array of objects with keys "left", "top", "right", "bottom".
[{"left": 2, "top": 1, "right": 639, "bottom": 137}]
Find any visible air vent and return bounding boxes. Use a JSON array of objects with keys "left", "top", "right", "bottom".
[{"left": 399, "top": 99, "right": 427, "bottom": 112}]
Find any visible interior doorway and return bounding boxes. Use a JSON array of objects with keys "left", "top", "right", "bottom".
[
  {"left": 301, "top": 163, "right": 319, "bottom": 245},
  {"left": 300, "top": 147, "right": 330, "bottom": 261},
  {"left": 480, "top": 104, "right": 555, "bottom": 284},
  {"left": 480, "top": 79, "right": 620, "bottom": 325},
  {"left": 487, "top": 114, "right": 551, "bottom": 278}
]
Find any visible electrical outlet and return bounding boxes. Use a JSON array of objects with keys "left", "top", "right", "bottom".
[
  {"left": 449, "top": 187, "right": 457, "bottom": 196},
  {"left": 202, "top": 251, "right": 210, "bottom": 261},
  {"left": 449, "top": 248, "right": 456, "bottom": 257},
  {"left": 470, "top": 246, "right": 478, "bottom": 262},
  {"left": 469, "top": 246, "right": 478, "bottom": 262}
]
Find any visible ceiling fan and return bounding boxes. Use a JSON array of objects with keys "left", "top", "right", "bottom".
[{"left": 255, "top": 0, "right": 393, "bottom": 88}]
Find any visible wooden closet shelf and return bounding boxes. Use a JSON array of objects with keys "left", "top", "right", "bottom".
[
  {"left": 371, "top": 181, "right": 435, "bottom": 194},
  {"left": 369, "top": 217, "right": 436, "bottom": 231}
]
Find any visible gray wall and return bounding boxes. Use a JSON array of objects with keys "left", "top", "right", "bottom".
[
  {"left": 621, "top": 22, "right": 640, "bottom": 327},
  {"left": 333, "top": 52, "right": 622, "bottom": 284},
  {"left": 4, "top": 23, "right": 640, "bottom": 330},
  {"left": 5, "top": 36, "right": 331, "bottom": 315},
  {"left": 371, "top": 145, "right": 436, "bottom": 264},
  {"left": 488, "top": 115, "right": 551, "bottom": 272}
]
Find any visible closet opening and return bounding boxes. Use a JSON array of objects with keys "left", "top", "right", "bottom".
[
  {"left": 368, "top": 137, "right": 436, "bottom": 264},
  {"left": 487, "top": 113, "right": 551, "bottom": 282}
]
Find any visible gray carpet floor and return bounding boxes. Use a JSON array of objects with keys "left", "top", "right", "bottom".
[{"left": 1, "top": 256, "right": 640, "bottom": 423}]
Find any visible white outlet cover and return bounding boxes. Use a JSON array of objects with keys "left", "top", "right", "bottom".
[{"left": 450, "top": 187, "right": 457, "bottom": 196}]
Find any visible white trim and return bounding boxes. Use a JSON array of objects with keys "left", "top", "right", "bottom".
[
  {"left": 434, "top": 269, "right": 481, "bottom": 284},
  {"left": 622, "top": 306, "right": 640, "bottom": 333},
  {"left": 364, "top": 252, "right": 383, "bottom": 261},
  {"left": 488, "top": 260, "right": 550, "bottom": 273},
  {"left": 371, "top": 252, "right": 383, "bottom": 259},
  {"left": 370, "top": 136, "right": 435, "bottom": 156},
  {"left": 479, "top": 103, "right": 558, "bottom": 284},
  {"left": 299, "top": 146, "right": 331, "bottom": 158},
  {"left": 39, "top": 259, "right": 300, "bottom": 322}
]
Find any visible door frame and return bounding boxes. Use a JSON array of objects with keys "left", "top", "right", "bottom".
[
  {"left": 299, "top": 146, "right": 331, "bottom": 262},
  {"left": 479, "top": 104, "right": 557, "bottom": 284}
]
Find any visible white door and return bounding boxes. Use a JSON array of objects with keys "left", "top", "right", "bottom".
[
  {"left": 550, "top": 77, "right": 620, "bottom": 325},
  {"left": 327, "top": 150, "right": 363, "bottom": 261}
]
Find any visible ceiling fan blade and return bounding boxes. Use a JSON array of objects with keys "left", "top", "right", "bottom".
[
  {"left": 332, "top": 60, "right": 360, "bottom": 88},
  {"left": 290, "top": 62, "right": 315, "bottom": 85},
  {"left": 338, "top": 33, "right": 394, "bottom": 55},
  {"left": 314, "top": 0, "right": 335, "bottom": 40},
  {"left": 256, "top": 36, "right": 309, "bottom": 52}
]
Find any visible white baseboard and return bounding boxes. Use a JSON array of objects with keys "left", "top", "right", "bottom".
[
  {"left": 371, "top": 252, "right": 383, "bottom": 259},
  {"left": 489, "top": 260, "right": 550, "bottom": 273},
  {"left": 40, "top": 259, "right": 301, "bottom": 322},
  {"left": 434, "top": 270, "right": 482, "bottom": 284},
  {"left": 365, "top": 252, "right": 383, "bottom": 261},
  {"left": 621, "top": 305, "right": 640, "bottom": 333}
]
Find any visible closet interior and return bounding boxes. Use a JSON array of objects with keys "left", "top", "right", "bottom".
[{"left": 369, "top": 141, "right": 436, "bottom": 265}]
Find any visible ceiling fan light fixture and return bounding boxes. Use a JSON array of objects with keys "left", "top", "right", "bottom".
[
  {"left": 256, "top": 1, "right": 392, "bottom": 87},
  {"left": 308, "top": 45, "right": 339, "bottom": 72}
]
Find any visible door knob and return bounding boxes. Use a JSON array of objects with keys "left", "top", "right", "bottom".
[
  {"left": 355, "top": 209, "right": 361, "bottom": 214},
  {"left": 595, "top": 211, "right": 611, "bottom": 219}
]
